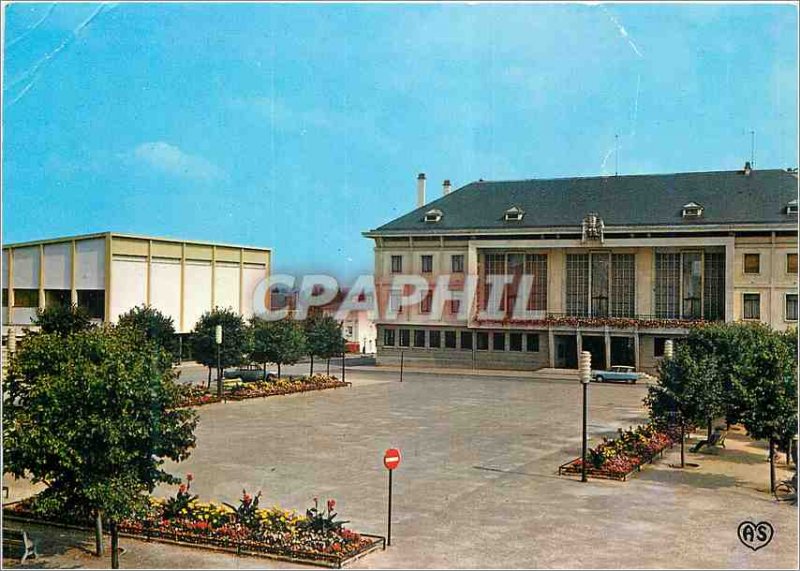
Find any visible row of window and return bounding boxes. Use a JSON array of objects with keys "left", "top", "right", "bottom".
[
  {"left": 383, "top": 327, "right": 540, "bottom": 352},
  {"left": 744, "top": 252, "right": 797, "bottom": 275},
  {"left": 391, "top": 254, "right": 464, "bottom": 274},
  {"left": 743, "top": 292, "right": 798, "bottom": 321},
  {"left": 2, "top": 288, "right": 105, "bottom": 319}
]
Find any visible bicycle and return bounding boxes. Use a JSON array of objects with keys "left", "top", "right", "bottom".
[{"left": 773, "top": 472, "right": 797, "bottom": 505}]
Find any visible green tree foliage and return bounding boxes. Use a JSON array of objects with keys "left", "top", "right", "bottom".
[
  {"left": 33, "top": 303, "right": 93, "bottom": 337},
  {"left": 647, "top": 322, "right": 798, "bottom": 486},
  {"left": 190, "top": 308, "right": 249, "bottom": 384},
  {"left": 250, "top": 317, "right": 307, "bottom": 378},
  {"left": 3, "top": 326, "right": 198, "bottom": 565},
  {"left": 117, "top": 305, "right": 179, "bottom": 363},
  {"left": 304, "top": 315, "right": 345, "bottom": 375}
]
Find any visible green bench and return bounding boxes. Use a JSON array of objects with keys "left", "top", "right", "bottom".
[{"left": 2, "top": 528, "right": 39, "bottom": 563}]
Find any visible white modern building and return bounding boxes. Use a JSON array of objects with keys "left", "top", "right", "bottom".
[{"left": 2, "top": 232, "right": 271, "bottom": 337}]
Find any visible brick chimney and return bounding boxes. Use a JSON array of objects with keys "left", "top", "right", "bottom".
[{"left": 417, "top": 173, "right": 426, "bottom": 207}]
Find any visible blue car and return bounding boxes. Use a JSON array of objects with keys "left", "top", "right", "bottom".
[{"left": 592, "top": 365, "right": 640, "bottom": 384}]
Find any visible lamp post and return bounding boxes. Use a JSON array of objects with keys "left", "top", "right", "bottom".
[
  {"left": 578, "top": 350, "right": 592, "bottom": 483},
  {"left": 215, "top": 325, "right": 223, "bottom": 398},
  {"left": 663, "top": 340, "right": 684, "bottom": 468}
]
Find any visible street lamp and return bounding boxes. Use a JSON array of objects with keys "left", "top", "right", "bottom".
[
  {"left": 578, "top": 350, "right": 592, "bottom": 483},
  {"left": 215, "top": 325, "right": 223, "bottom": 398}
]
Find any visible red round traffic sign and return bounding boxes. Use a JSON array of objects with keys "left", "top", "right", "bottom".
[{"left": 383, "top": 448, "right": 401, "bottom": 470}]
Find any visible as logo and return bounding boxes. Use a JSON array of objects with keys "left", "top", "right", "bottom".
[{"left": 737, "top": 521, "right": 774, "bottom": 551}]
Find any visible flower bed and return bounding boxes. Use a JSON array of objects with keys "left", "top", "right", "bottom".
[
  {"left": 178, "top": 374, "right": 350, "bottom": 407},
  {"left": 4, "top": 477, "right": 382, "bottom": 568},
  {"left": 558, "top": 423, "right": 678, "bottom": 481}
]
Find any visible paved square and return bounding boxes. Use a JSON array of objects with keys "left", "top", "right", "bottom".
[{"left": 146, "top": 370, "right": 797, "bottom": 569}]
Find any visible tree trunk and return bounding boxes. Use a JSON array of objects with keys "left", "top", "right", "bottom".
[
  {"left": 310, "top": 355, "right": 314, "bottom": 375},
  {"left": 680, "top": 422, "right": 685, "bottom": 468},
  {"left": 95, "top": 510, "right": 104, "bottom": 556},
  {"left": 769, "top": 438, "right": 776, "bottom": 493},
  {"left": 707, "top": 418, "right": 713, "bottom": 442},
  {"left": 326, "top": 358, "right": 330, "bottom": 376},
  {"left": 277, "top": 363, "right": 281, "bottom": 379},
  {"left": 263, "top": 362, "right": 267, "bottom": 381},
  {"left": 110, "top": 520, "right": 119, "bottom": 569},
  {"left": 207, "top": 366, "right": 212, "bottom": 389}
]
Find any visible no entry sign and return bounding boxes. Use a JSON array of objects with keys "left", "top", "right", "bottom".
[{"left": 384, "top": 448, "right": 401, "bottom": 470}]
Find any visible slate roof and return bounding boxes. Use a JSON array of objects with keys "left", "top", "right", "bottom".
[{"left": 368, "top": 168, "right": 798, "bottom": 235}]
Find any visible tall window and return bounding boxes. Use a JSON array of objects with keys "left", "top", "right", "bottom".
[
  {"left": 525, "top": 254, "right": 548, "bottom": 311},
  {"left": 420, "top": 291, "right": 432, "bottom": 314},
  {"left": 566, "top": 253, "right": 589, "bottom": 317},
  {"left": 509, "top": 333, "right": 523, "bottom": 351},
  {"left": 413, "top": 330, "right": 426, "bottom": 347},
  {"left": 788, "top": 253, "right": 798, "bottom": 275},
  {"left": 482, "top": 253, "right": 507, "bottom": 311},
  {"left": 703, "top": 253, "right": 725, "bottom": 321},
  {"left": 655, "top": 253, "right": 681, "bottom": 319},
  {"left": 45, "top": 290, "right": 71, "bottom": 308},
  {"left": 399, "top": 329, "right": 410, "bottom": 347},
  {"left": 611, "top": 254, "right": 635, "bottom": 317},
  {"left": 421, "top": 255, "right": 433, "bottom": 273},
  {"left": 743, "top": 294, "right": 760, "bottom": 320},
  {"left": 590, "top": 253, "right": 610, "bottom": 317},
  {"left": 429, "top": 330, "right": 442, "bottom": 348},
  {"left": 476, "top": 331, "right": 489, "bottom": 350},
  {"left": 460, "top": 331, "right": 473, "bottom": 350},
  {"left": 389, "top": 289, "right": 403, "bottom": 314},
  {"left": 682, "top": 252, "right": 702, "bottom": 319},
  {"left": 492, "top": 332, "right": 505, "bottom": 351},
  {"left": 786, "top": 294, "right": 798, "bottom": 321},
  {"left": 444, "top": 331, "right": 457, "bottom": 348},
  {"left": 744, "top": 254, "right": 760, "bottom": 274},
  {"left": 391, "top": 255, "right": 403, "bottom": 273},
  {"left": 451, "top": 255, "right": 464, "bottom": 273},
  {"left": 383, "top": 328, "right": 396, "bottom": 346}
]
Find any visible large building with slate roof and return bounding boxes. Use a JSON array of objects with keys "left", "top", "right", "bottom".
[{"left": 364, "top": 163, "right": 798, "bottom": 372}]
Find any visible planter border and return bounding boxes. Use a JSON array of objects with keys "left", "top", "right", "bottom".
[
  {"left": 179, "top": 381, "right": 352, "bottom": 408},
  {"left": 2, "top": 510, "right": 385, "bottom": 569},
  {"left": 557, "top": 443, "right": 674, "bottom": 481}
]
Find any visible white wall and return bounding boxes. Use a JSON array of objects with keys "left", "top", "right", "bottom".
[
  {"left": 43, "top": 243, "right": 72, "bottom": 289},
  {"left": 183, "top": 261, "right": 212, "bottom": 331},
  {"left": 214, "top": 262, "right": 239, "bottom": 312},
  {"left": 241, "top": 264, "right": 267, "bottom": 318},
  {"left": 12, "top": 246, "right": 39, "bottom": 289},
  {"left": 150, "top": 258, "right": 181, "bottom": 326},
  {"left": 75, "top": 239, "right": 105, "bottom": 290},
  {"left": 110, "top": 256, "right": 147, "bottom": 322}
]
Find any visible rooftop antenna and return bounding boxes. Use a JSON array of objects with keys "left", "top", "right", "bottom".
[
  {"left": 614, "top": 133, "right": 619, "bottom": 176},
  {"left": 750, "top": 130, "right": 755, "bottom": 167}
]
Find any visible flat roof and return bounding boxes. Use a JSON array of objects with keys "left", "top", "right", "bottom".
[{"left": 2, "top": 231, "right": 272, "bottom": 252}]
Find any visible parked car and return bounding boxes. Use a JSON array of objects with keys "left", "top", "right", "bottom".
[
  {"left": 592, "top": 365, "right": 640, "bottom": 384},
  {"left": 224, "top": 366, "right": 278, "bottom": 382}
]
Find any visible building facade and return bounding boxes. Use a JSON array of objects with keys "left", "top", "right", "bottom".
[
  {"left": 364, "top": 166, "right": 798, "bottom": 372},
  {"left": 2, "top": 232, "right": 271, "bottom": 336}
]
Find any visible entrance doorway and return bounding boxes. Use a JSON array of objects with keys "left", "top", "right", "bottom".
[
  {"left": 581, "top": 335, "right": 606, "bottom": 370},
  {"left": 610, "top": 337, "right": 635, "bottom": 367},
  {"left": 554, "top": 335, "right": 578, "bottom": 368}
]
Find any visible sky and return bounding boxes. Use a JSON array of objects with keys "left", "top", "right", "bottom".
[{"left": 2, "top": 2, "right": 798, "bottom": 280}]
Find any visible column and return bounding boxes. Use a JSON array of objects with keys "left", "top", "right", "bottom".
[
  {"left": 548, "top": 327, "right": 555, "bottom": 368},
  {"left": 604, "top": 327, "right": 611, "bottom": 369},
  {"left": 633, "top": 330, "right": 640, "bottom": 371}
]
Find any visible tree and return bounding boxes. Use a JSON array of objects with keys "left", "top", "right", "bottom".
[
  {"left": 250, "top": 317, "right": 307, "bottom": 378},
  {"left": 190, "top": 308, "right": 249, "bottom": 389},
  {"left": 733, "top": 324, "right": 797, "bottom": 491},
  {"left": 117, "top": 305, "right": 179, "bottom": 364},
  {"left": 3, "top": 326, "right": 198, "bottom": 568},
  {"left": 304, "top": 315, "right": 344, "bottom": 375},
  {"left": 33, "top": 303, "right": 93, "bottom": 337}
]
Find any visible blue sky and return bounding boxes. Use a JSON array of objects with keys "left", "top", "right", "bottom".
[{"left": 3, "top": 2, "right": 797, "bottom": 279}]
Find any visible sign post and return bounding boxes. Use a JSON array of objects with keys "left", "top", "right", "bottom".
[
  {"left": 383, "top": 448, "right": 401, "bottom": 546},
  {"left": 215, "top": 325, "right": 223, "bottom": 398}
]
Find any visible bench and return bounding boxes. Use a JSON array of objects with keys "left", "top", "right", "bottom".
[
  {"left": 690, "top": 430, "right": 727, "bottom": 453},
  {"left": 2, "top": 528, "right": 39, "bottom": 563}
]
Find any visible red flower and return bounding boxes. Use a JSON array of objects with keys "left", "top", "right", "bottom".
[
  {"left": 179, "top": 484, "right": 187, "bottom": 494},
  {"left": 186, "top": 473, "right": 194, "bottom": 482},
  {"left": 327, "top": 499, "right": 336, "bottom": 512}
]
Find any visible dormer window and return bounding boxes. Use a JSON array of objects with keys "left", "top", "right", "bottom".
[
  {"left": 504, "top": 206, "right": 524, "bottom": 222},
  {"left": 682, "top": 202, "right": 704, "bottom": 218},
  {"left": 786, "top": 199, "right": 798, "bottom": 215},
  {"left": 424, "top": 208, "right": 443, "bottom": 223}
]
